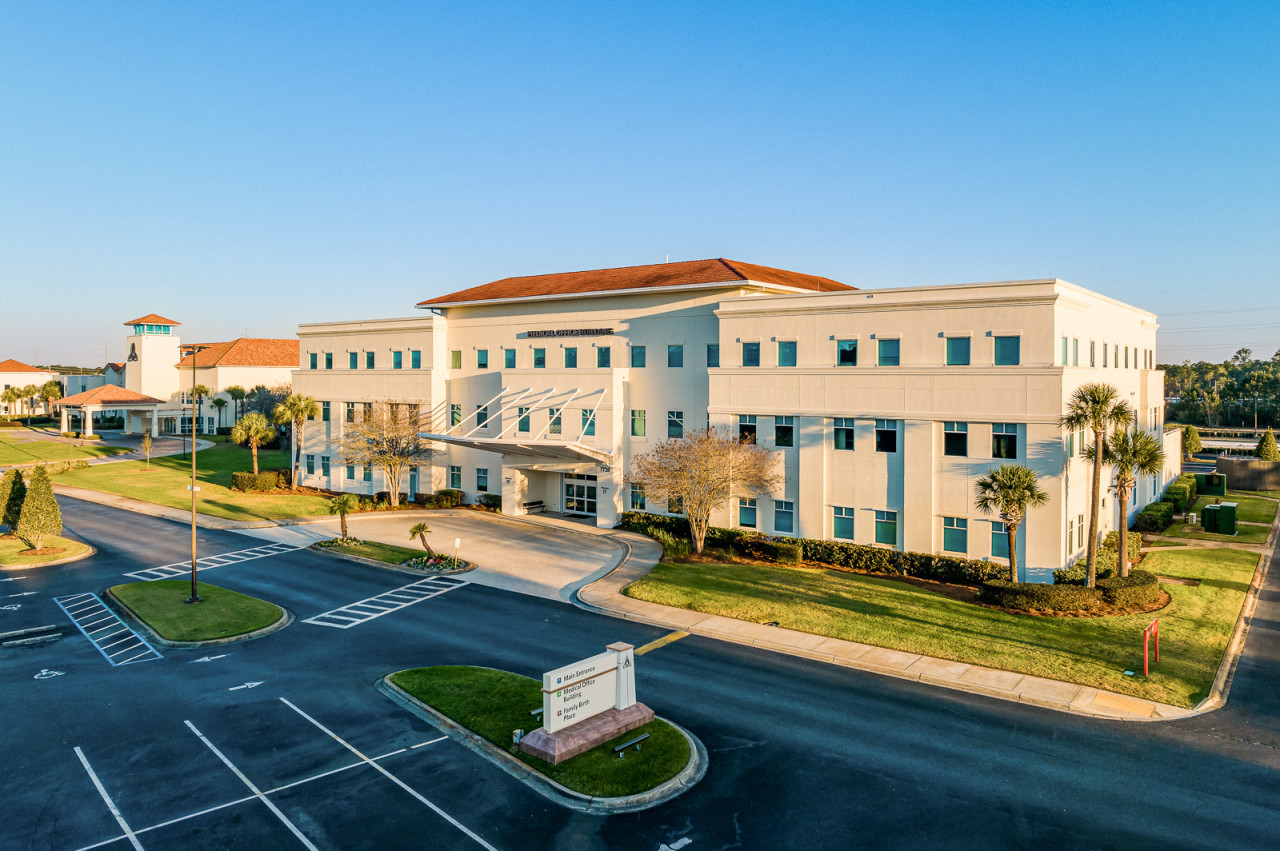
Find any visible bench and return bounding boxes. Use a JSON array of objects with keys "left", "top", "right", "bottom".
[
  {"left": 612, "top": 732, "right": 649, "bottom": 758},
  {"left": 521, "top": 500, "right": 545, "bottom": 514}
]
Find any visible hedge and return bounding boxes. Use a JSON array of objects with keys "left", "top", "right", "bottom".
[
  {"left": 478, "top": 493, "right": 502, "bottom": 511},
  {"left": 733, "top": 537, "right": 802, "bottom": 564},
  {"left": 1096, "top": 570, "right": 1160, "bottom": 607},
  {"left": 1133, "top": 501, "right": 1174, "bottom": 532},
  {"left": 414, "top": 492, "right": 452, "bottom": 508},
  {"left": 980, "top": 580, "right": 1107, "bottom": 613},
  {"left": 435, "top": 489, "right": 465, "bottom": 507},
  {"left": 1160, "top": 472, "right": 1199, "bottom": 513},
  {"left": 230, "top": 471, "right": 280, "bottom": 492}
]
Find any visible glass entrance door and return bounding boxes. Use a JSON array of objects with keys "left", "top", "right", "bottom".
[{"left": 563, "top": 474, "right": 598, "bottom": 515}]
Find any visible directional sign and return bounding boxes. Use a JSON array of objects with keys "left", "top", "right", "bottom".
[
  {"left": 542, "top": 651, "right": 618, "bottom": 733},
  {"left": 229, "top": 681, "right": 263, "bottom": 691}
]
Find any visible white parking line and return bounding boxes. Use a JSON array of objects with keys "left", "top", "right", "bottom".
[
  {"left": 75, "top": 747, "right": 144, "bottom": 851},
  {"left": 54, "top": 594, "right": 162, "bottom": 667},
  {"left": 184, "top": 720, "right": 319, "bottom": 850},
  {"left": 302, "top": 576, "right": 469, "bottom": 629},
  {"left": 279, "top": 698, "right": 497, "bottom": 850},
  {"left": 125, "top": 543, "right": 302, "bottom": 581}
]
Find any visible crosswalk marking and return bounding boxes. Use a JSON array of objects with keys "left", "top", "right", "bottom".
[
  {"left": 54, "top": 593, "right": 163, "bottom": 666},
  {"left": 303, "top": 576, "right": 469, "bottom": 629},
  {"left": 125, "top": 543, "right": 301, "bottom": 581}
]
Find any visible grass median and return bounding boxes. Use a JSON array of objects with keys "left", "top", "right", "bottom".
[
  {"left": 390, "top": 666, "right": 689, "bottom": 798},
  {"left": 56, "top": 442, "right": 332, "bottom": 521},
  {"left": 0, "top": 534, "right": 90, "bottom": 566},
  {"left": 623, "top": 547, "right": 1260, "bottom": 708},
  {"left": 110, "top": 580, "right": 285, "bottom": 641},
  {"left": 322, "top": 540, "right": 427, "bottom": 564}
]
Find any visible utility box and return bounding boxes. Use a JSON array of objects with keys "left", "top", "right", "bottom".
[
  {"left": 1202, "top": 504, "right": 1221, "bottom": 533},
  {"left": 1196, "top": 473, "right": 1228, "bottom": 497},
  {"left": 1218, "top": 502, "right": 1238, "bottom": 535}
]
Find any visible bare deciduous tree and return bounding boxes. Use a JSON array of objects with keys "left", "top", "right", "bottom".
[
  {"left": 336, "top": 402, "right": 431, "bottom": 507},
  {"left": 627, "top": 427, "right": 782, "bottom": 554}
]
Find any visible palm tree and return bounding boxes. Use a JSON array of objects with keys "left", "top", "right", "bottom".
[
  {"left": 230, "top": 413, "right": 277, "bottom": 474},
  {"left": 191, "top": 384, "right": 211, "bottom": 435},
  {"left": 272, "top": 394, "right": 319, "bottom": 489},
  {"left": 408, "top": 522, "right": 435, "bottom": 556},
  {"left": 329, "top": 493, "right": 358, "bottom": 541},
  {"left": 1059, "top": 383, "right": 1132, "bottom": 587},
  {"left": 211, "top": 398, "right": 227, "bottom": 430},
  {"left": 225, "top": 385, "right": 246, "bottom": 421},
  {"left": 20, "top": 384, "right": 40, "bottom": 426},
  {"left": 974, "top": 464, "right": 1050, "bottom": 582},
  {"left": 1095, "top": 428, "right": 1165, "bottom": 577},
  {"left": 39, "top": 380, "right": 63, "bottom": 415},
  {"left": 0, "top": 387, "right": 19, "bottom": 421}
]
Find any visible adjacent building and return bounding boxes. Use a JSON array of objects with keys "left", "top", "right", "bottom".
[
  {"left": 292, "top": 258, "right": 1178, "bottom": 577},
  {"left": 0, "top": 359, "right": 59, "bottom": 418}
]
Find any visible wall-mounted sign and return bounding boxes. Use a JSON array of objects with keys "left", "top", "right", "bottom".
[{"left": 524, "top": 328, "right": 614, "bottom": 338}]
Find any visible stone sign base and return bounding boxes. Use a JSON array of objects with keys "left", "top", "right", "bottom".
[{"left": 518, "top": 703, "right": 654, "bottom": 765}]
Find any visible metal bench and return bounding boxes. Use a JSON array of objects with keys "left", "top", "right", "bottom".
[
  {"left": 612, "top": 732, "right": 649, "bottom": 758},
  {"left": 521, "top": 500, "right": 545, "bottom": 513}
]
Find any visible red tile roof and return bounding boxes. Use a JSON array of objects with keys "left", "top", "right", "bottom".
[
  {"left": 417, "top": 258, "right": 854, "bottom": 307},
  {"left": 123, "top": 314, "right": 181, "bottom": 326},
  {"left": 175, "top": 338, "right": 299, "bottom": 368},
  {"left": 0, "top": 359, "right": 53, "bottom": 374},
  {"left": 56, "top": 386, "right": 163, "bottom": 406}
]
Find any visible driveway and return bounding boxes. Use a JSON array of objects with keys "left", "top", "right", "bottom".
[{"left": 236, "top": 509, "right": 625, "bottom": 602}]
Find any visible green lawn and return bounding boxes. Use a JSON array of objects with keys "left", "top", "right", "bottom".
[
  {"left": 623, "top": 548, "right": 1260, "bottom": 708},
  {"left": 324, "top": 540, "right": 427, "bottom": 564},
  {"left": 110, "top": 580, "right": 284, "bottom": 641},
  {"left": 55, "top": 442, "right": 332, "bottom": 521},
  {"left": 1190, "top": 494, "right": 1278, "bottom": 525},
  {"left": 1229, "top": 488, "right": 1280, "bottom": 499},
  {"left": 1143, "top": 539, "right": 1186, "bottom": 548},
  {"left": 0, "top": 534, "right": 90, "bottom": 566},
  {"left": 390, "top": 666, "right": 689, "bottom": 797},
  {"left": 1162, "top": 521, "right": 1271, "bottom": 545},
  {"left": 0, "top": 433, "right": 130, "bottom": 466}
]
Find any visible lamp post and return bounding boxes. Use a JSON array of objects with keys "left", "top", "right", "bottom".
[{"left": 183, "top": 345, "right": 210, "bottom": 604}]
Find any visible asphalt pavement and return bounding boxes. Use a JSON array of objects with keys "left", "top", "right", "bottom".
[{"left": 3, "top": 496, "right": 1279, "bottom": 850}]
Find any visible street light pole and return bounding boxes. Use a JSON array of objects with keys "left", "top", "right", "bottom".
[{"left": 183, "top": 345, "right": 209, "bottom": 604}]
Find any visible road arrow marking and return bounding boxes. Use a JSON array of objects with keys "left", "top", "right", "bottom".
[
  {"left": 2, "top": 592, "right": 36, "bottom": 598},
  {"left": 34, "top": 669, "right": 65, "bottom": 679},
  {"left": 229, "top": 681, "right": 263, "bottom": 691},
  {"left": 191, "top": 654, "right": 229, "bottom": 663}
]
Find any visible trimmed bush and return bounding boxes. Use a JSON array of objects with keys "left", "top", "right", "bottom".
[
  {"left": 1133, "top": 501, "right": 1174, "bottom": 532},
  {"left": 478, "top": 493, "right": 502, "bottom": 511},
  {"left": 1053, "top": 559, "right": 1117, "bottom": 585},
  {"left": 1256, "top": 427, "right": 1280, "bottom": 461},
  {"left": 1096, "top": 570, "right": 1160, "bottom": 607},
  {"left": 0, "top": 469, "right": 23, "bottom": 530},
  {"left": 16, "top": 466, "right": 61, "bottom": 549},
  {"left": 375, "top": 491, "right": 391, "bottom": 503},
  {"left": 231, "top": 471, "right": 279, "bottom": 493},
  {"left": 1161, "top": 482, "right": 1193, "bottom": 512},
  {"left": 1102, "top": 531, "right": 1143, "bottom": 554},
  {"left": 733, "top": 537, "right": 802, "bottom": 564},
  {"left": 435, "top": 489, "right": 465, "bottom": 508},
  {"left": 980, "top": 580, "right": 1106, "bottom": 613}
]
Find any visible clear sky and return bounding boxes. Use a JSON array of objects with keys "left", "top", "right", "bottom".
[{"left": 2, "top": 1, "right": 1276, "bottom": 366}]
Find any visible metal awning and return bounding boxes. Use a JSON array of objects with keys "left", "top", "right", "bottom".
[{"left": 419, "top": 433, "right": 613, "bottom": 465}]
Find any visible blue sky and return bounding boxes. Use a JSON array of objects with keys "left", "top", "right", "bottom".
[{"left": 2, "top": 1, "right": 1276, "bottom": 365}]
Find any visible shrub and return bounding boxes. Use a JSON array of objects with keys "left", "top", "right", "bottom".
[
  {"left": 980, "top": 580, "right": 1106, "bottom": 613},
  {"left": 414, "top": 492, "right": 446, "bottom": 508},
  {"left": 1161, "top": 482, "right": 1192, "bottom": 512},
  {"left": 1102, "top": 531, "right": 1143, "bottom": 554},
  {"left": 1096, "top": 570, "right": 1160, "bottom": 607},
  {"left": 1256, "top": 427, "right": 1280, "bottom": 461},
  {"left": 1182, "top": 425, "right": 1202, "bottom": 456},
  {"left": 650, "top": 528, "right": 691, "bottom": 561},
  {"left": 16, "top": 466, "right": 61, "bottom": 549},
  {"left": 0, "top": 469, "right": 23, "bottom": 531},
  {"left": 435, "top": 489, "right": 465, "bottom": 508},
  {"left": 733, "top": 536, "right": 802, "bottom": 564},
  {"left": 274, "top": 468, "right": 292, "bottom": 489},
  {"left": 1132, "top": 501, "right": 1174, "bottom": 532},
  {"left": 231, "top": 471, "right": 279, "bottom": 493},
  {"left": 82, "top": 434, "right": 102, "bottom": 441},
  {"left": 375, "top": 491, "right": 391, "bottom": 504},
  {"left": 1053, "top": 559, "right": 1118, "bottom": 585},
  {"left": 478, "top": 493, "right": 502, "bottom": 511}
]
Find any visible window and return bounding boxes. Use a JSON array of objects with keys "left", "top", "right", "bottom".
[
  {"left": 1113, "top": 344, "right": 1119, "bottom": 368},
  {"left": 991, "top": 521, "right": 1009, "bottom": 559},
  {"left": 667, "top": 494, "right": 684, "bottom": 515},
  {"left": 875, "top": 510, "right": 897, "bottom": 546},
  {"left": 533, "top": 348, "right": 546, "bottom": 368},
  {"left": 321, "top": 456, "right": 330, "bottom": 477},
  {"left": 581, "top": 409, "right": 595, "bottom": 437},
  {"left": 349, "top": 352, "right": 358, "bottom": 369},
  {"left": 366, "top": 351, "right": 375, "bottom": 369},
  {"left": 944, "top": 422, "right": 968, "bottom": 457},
  {"left": 707, "top": 344, "right": 719, "bottom": 368},
  {"left": 993, "top": 335, "right": 1020, "bottom": 366},
  {"left": 667, "top": 411, "right": 684, "bottom": 438},
  {"left": 476, "top": 405, "right": 488, "bottom": 428},
  {"left": 407, "top": 403, "right": 419, "bottom": 424},
  {"left": 1072, "top": 338, "right": 1079, "bottom": 366},
  {"left": 363, "top": 464, "right": 372, "bottom": 483},
  {"left": 738, "top": 498, "right": 757, "bottom": 528},
  {"left": 596, "top": 346, "right": 611, "bottom": 368},
  {"left": 345, "top": 402, "right": 355, "bottom": 423},
  {"left": 504, "top": 348, "right": 516, "bottom": 369},
  {"left": 321, "top": 401, "right": 330, "bottom": 422},
  {"left": 837, "top": 340, "right": 858, "bottom": 366},
  {"left": 476, "top": 349, "right": 488, "bottom": 369},
  {"left": 777, "top": 340, "right": 797, "bottom": 367},
  {"left": 774, "top": 415, "right": 794, "bottom": 447},
  {"left": 346, "top": 463, "right": 355, "bottom": 480},
  {"left": 309, "top": 352, "right": 318, "bottom": 370},
  {"left": 1090, "top": 341, "right": 1096, "bottom": 367},
  {"left": 877, "top": 339, "right": 900, "bottom": 366},
  {"left": 834, "top": 417, "right": 855, "bottom": 450},
  {"left": 476, "top": 468, "right": 488, "bottom": 493},
  {"left": 630, "top": 483, "right": 645, "bottom": 510},
  {"left": 449, "top": 350, "right": 461, "bottom": 369},
  {"left": 875, "top": 419, "right": 897, "bottom": 453},
  {"left": 518, "top": 407, "right": 530, "bottom": 433},
  {"left": 1068, "top": 517, "right": 1075, "bottom": 553},
  {"left": 631, "top": 345, "right": 646, "bottom": 368},
  {"left": 631, "top": 409, "right": 645, "bottom": 437},
  {"left": 943, "top": 517, "right": 967, "bottom": 553},
  {"left": 737, "top": 414, "right": 757, "bottom": 443},
  {"left": 324, "top": 352, "right": 333, "bottom": 370},
  {"left": 992, "top": 423, "right": 1018, "bottom": 459},
  {"left": 549, "top": 408, "right": 561, "bottom": 435},
  {"left": 742, "top": 341, "right": 761, "bottom": 367},
  {"left": 1124, "top": 346, "right": 1129, "bottom": 369},
  {"left": 1077, "top": 513, "right": 1085, "bottom": 549},
  {"left": 450, "top": 404, "right": 461, "bottom": 427},
  {"left": 833, "top": 506, "right": 855, "bottom": 540},
  {"left": 449, "top": 466, "right": 461, "bottom": 489},
  {"left": 774, "top": 500, "right": 794, "bottom": 534},
  {"left": 393, "top": 351, "right": 403, "bottom": 369},
  {"left": 564, "top": 347, "right": 577, "bottom": 368},
  {"left": 305, "top": 454, "right": 315, "bottom": 475},
  {"left": 946, "top": 337, "right": 970, "bottom": 366},
  {"left": 667, "top": 344, "right": 683, "bottom": 367},
  {"left": 1062, "top": 336, "right": 1069, "bottom": 366},
  {"left": 411, "top": 350, "right": 421, "bottom": 369}
]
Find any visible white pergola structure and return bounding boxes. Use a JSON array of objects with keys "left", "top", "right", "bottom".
[{"left": 54, "top": 386, "right": 164, "bottom": 437}]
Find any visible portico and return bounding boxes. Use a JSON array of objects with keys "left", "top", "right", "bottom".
[{"left": 55, "top": 386, "right": 164, "bottom": 437}]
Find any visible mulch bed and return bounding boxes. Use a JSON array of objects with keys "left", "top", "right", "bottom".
[{"left": 17, "top": 547, "right": 65, "bottom": 556}]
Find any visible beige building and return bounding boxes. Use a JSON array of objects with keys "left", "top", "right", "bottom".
[
  {"left": 0, "top": 359, "right": 59, "bottom": 418},
  {"left": 293, "top": 259, "right": 1177, "bottom": 579}
]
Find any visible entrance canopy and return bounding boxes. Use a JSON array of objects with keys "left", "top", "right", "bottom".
[
  {"left": 55, "top": 385, "right": 163, "bottom": 437},
  {"left": 419, "top": 433, "right": 613, "bottom": 465}
]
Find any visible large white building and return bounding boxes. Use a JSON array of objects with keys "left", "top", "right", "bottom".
[{"left": 293, "top": 258, "right": 1179, "bottom": 578}]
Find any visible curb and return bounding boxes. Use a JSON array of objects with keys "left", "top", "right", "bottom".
[
  {"left": 306, "top": 543, "right": 474, "bottom": 577},
  {"left": 377, "top": 674, "right": 706, "bottom": 814},
  {"left": 104, "top": 586, "right": 295, "bottom": 648},
  {"left": 0, "top": 542, "right": 98, "bottom": 571}
]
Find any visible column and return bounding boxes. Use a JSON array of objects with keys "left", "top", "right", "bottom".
[
  {"left": 150, "top": 411, "right": 159, "bottom": 437},
  {"left": 60, "top": 407, "right": 69, "bottom": 434},
  {"left": 84, "top": 407, "right": 95, "bottom": 437}
]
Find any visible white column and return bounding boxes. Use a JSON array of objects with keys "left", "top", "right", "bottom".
[
  {"left": 150, "top": 411, "right": 159, "bottom": 437},
  {"left": 84, "top": 407, "right": 95, "bottom": 437},
  {"left": 607, "top": 642, "right": 637, "bottom": 710},
  {"left": 60, "top": 407, "right": 69, "bottom": 433}
]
